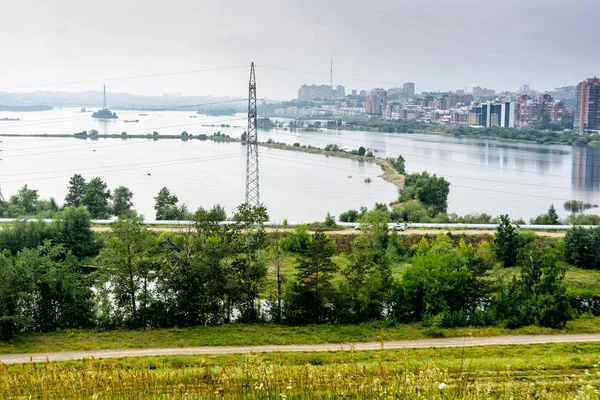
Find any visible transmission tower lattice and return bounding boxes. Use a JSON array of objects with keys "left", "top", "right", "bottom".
[{"left": 244, "top": 62, "right": 260, "bottom": 206}]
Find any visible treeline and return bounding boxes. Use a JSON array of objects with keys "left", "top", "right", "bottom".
[
  {"left": 0, "top": 176, "right": 229, "bottom": 222},
  {"left": 447, "top": 125, "right": 592, "bottom": 147},
  {"left": 0, "top": 206, "right": 587, "bottom": 340},
  {"left": 0, "top": 204, "right": 266, "bottom": 338},
  {"left": 344, "top": 119, "right": 435, "bottom": 134},
  {"left": 339, "top": 170, "right": 451, "bottom": 223}
]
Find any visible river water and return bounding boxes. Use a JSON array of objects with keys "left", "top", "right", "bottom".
[{"left": 0, "top": 108, "right": 598, "bottom": 221}]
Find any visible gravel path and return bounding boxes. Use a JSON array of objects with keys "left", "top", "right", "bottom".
[{"left": 2, "top": 334, "right": 599, "bottom": 364}]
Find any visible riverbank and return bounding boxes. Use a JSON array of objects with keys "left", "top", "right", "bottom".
[
  {"left": 0, "top": 132, "right": 406, "bottom": 189},
  {"left": 254, "top": 140, "right": 405, "bottom": 188}
]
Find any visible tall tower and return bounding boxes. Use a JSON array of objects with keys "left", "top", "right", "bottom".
[
  {"left": 245, "top": 62, "right": 260, "bottom": 206},
  {"left": 330, "top": 59, "right": 333, "bottom": 88},
  {"left": 103, "top": 84, "right": 107, "bottom": 110}
]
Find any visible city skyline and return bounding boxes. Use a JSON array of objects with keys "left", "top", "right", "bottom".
[{"left": 0, "top": 0, "right": 598, "bottom": 99}]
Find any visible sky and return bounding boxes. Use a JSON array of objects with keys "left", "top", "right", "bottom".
[{"left": 1, "top": 0, "right": 598, "bottom": 100}]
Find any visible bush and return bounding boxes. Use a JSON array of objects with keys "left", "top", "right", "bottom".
[
  {"left": 339, "top": 209, "right": 359, "bottom": 222},
  {"left": 563, "top": 227, "right": 598, "bottom": 269},
  {"left": 398, "top": 172, "right": 449, "bottom": 216},
  {"left": 281, "top": 225, "right": 312, "bottom": 254}
]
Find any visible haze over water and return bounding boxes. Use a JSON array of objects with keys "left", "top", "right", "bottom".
[{"left": 0, "top": 108, "right": 598, "bottom": 221}]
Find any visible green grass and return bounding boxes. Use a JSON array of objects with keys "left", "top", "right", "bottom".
[
  {"left": 565, "top": 267, "right": 600, "bottom": 296},
  {"left": 502, "top": 265, "right": 600, "bottom": 296},
  {"left": 4, "top": 342, "right": 600, "bottom": 398},
  {"left": 2, "top": 315, "right": 600, "bottom": 355}
]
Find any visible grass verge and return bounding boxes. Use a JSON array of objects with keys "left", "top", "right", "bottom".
[
  {"left": 3, "top": 342, "right": 600, "bottom": 398},
  {"left": 2, "top": 315, "right": 600, "bottom": 355}
]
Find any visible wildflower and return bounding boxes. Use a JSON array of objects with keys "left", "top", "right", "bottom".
[
  {"left": 438, "top": 383, "right": 448, "bottom": 390},
  {"left": 286, "top": 385, "right": 292, "bottom": 390}
]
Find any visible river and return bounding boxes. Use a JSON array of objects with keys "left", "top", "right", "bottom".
[{"left": 0, "top": 107, "right": 598, "bottom": 221}]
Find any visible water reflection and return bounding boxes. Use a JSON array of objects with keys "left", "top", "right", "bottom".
[{"left": 572, "top": 147, "right": 600, "bottom": 190}]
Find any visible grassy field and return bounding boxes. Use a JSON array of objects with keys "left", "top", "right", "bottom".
[
  {"left": 2, "top": 315, "right": 600, "bottom": 355},
  {"left": 2, "top": 342, "right": 600, "bottom": 398}
]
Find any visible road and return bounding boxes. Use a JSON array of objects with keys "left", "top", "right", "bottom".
[
  {"left": 2, "top": 334, "right": 598, "bottom": 364},
  {"left": 91, "top": 226, "right": 566, "bottom": 237}
]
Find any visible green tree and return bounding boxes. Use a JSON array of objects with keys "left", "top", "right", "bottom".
[
  {"left": 548, "top": 204, "right": 559, "bottom": 225},
  {"left": 53, "top": 206, "right": 97, "bottom": 258},
  {"left": 0, "top": 253, "right": 27, "bottom": 339},
  {"left": 228, "top": 203, "right": 270, "bottom": 322},
  {"left": 194, "top": 204, "right": 227, "bottom": 221},
  {"left": 393, "top": 237, "right": 477, "bottom": 324},
  {"left": 82, "top": 177, "right": 111, "bottom": 219},
  {"left": 269, "top": 229, "right": 285, "bottom": 323},
  {"left": 284, "top": 232, "right": 337, "bottom": 324},
  {"left": 339, "top": 209, "right": 359, "bottom": 222},
  {"left": 358, "top": 146, "right": 366, "bottom": 156},
  {"left": 386, "top": 155, "right": 406, "bottom": 174},
  {"left": 97, "top": 217, "right": 157, "bottom": 327},
  {"left": 162, "top": 204, "right": 191, "bottom": 220},
  {"left": 111, "top": 186, "right": 134, "bottom": 217},
  {"left": 399, "top": 172, "right": 450, "bottom": 215},
  {"left": 154, "top": 187, "right": 178, "bottom": 220},
  {"left": 339, "top": 210, "right": 392, "bottom": 322},
  {"left": 17, "top": 243, "right": 94, "bottom": 332},
  {"left": 210, "top": 204, "right": 227, "bottom": 221},
  {"left": 540, "top": 112, "right": 551, "bottom": 130},
  {"left": 281, "top": 225, "right": 312, "bottom": 254},
  {"left": 10, "top": 184, "right": 39, "bottom": 214},
  {"left": 495, "top": 243, "right": 571, "bottom": 328},
  {"left": 530, "top": 204, "right": 560, "bottom": 225},
  {"left": 64, "top": 174, "right": 86, "bottom": 207},
  {"left": 495, "top": 215, "right": 517, "bottom": 267},
  {"left": 563, "top": 227, "right": 596, "bottom": 268},
  {"left": 324, "top": 212, "right": 336, "bottom": 227}
]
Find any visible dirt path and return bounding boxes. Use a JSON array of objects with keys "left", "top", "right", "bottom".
[{"left": 2, "top": 334, "right": 598, "bottom": 364}]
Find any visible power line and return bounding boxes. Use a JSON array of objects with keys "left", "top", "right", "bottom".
[
  {"left": 267, "top": 130, "right": 600, "bottom": 188},
  {"left": 0, "top": 100, "right": 248, "bottom": 129},
  {"left": 260, "top": 153, "right": 572, "bottom": 203},
  {"left": 0, "top": 153, "right": 246, "bottom": 184},
  {"left": 257, "top": 64, "right": 441, "bottom": 91},
  {"left": 0, "top": 65, "right": 249, "bottom": 91}
]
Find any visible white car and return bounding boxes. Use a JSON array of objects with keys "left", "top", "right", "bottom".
[{"left": 390, "top": 223, "right": 406, "bottom": 231}]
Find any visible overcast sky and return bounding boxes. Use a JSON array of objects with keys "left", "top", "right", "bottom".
[{"left": 1, "top": 0, "right": 598, "bottom": 99}]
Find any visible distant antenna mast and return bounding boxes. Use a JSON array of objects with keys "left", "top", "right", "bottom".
[
  {"left": 103, "top": 84, "right": 107, "bottom": 109},
  {"left": 330, "top": 59, "right": 333, "bottom": 88},
  {"left": 245, "top": 62, "right": 259, "bottom": 207}
]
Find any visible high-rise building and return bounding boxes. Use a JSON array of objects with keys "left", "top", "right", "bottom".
[
  {"left": 473, "top": 86, "right": 496, "bottom": 98},
  {"left": 575, "top": 77, "right": 600, "bottom": 133},
  {"left": 365, "top": 88, "right": 388, "bottom": 117},
  {"left": 297, "top": 84, "right": 345, "bottom": 101},
  {"left": 470, "top": 101, "right": 514, "bottom": 128},
  {"left": 550, "top": 101, "right": 567, "bottom": 122},
  {"left": 351, "top": 89, "right": 357, "bottom": 96},
  {"left": 403, "top": 82, "right": 415, "bottom": 97}
]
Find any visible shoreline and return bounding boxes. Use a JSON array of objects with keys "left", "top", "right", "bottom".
[{"left": 0, "top": 133, "right": 405, "bottom": 189}]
